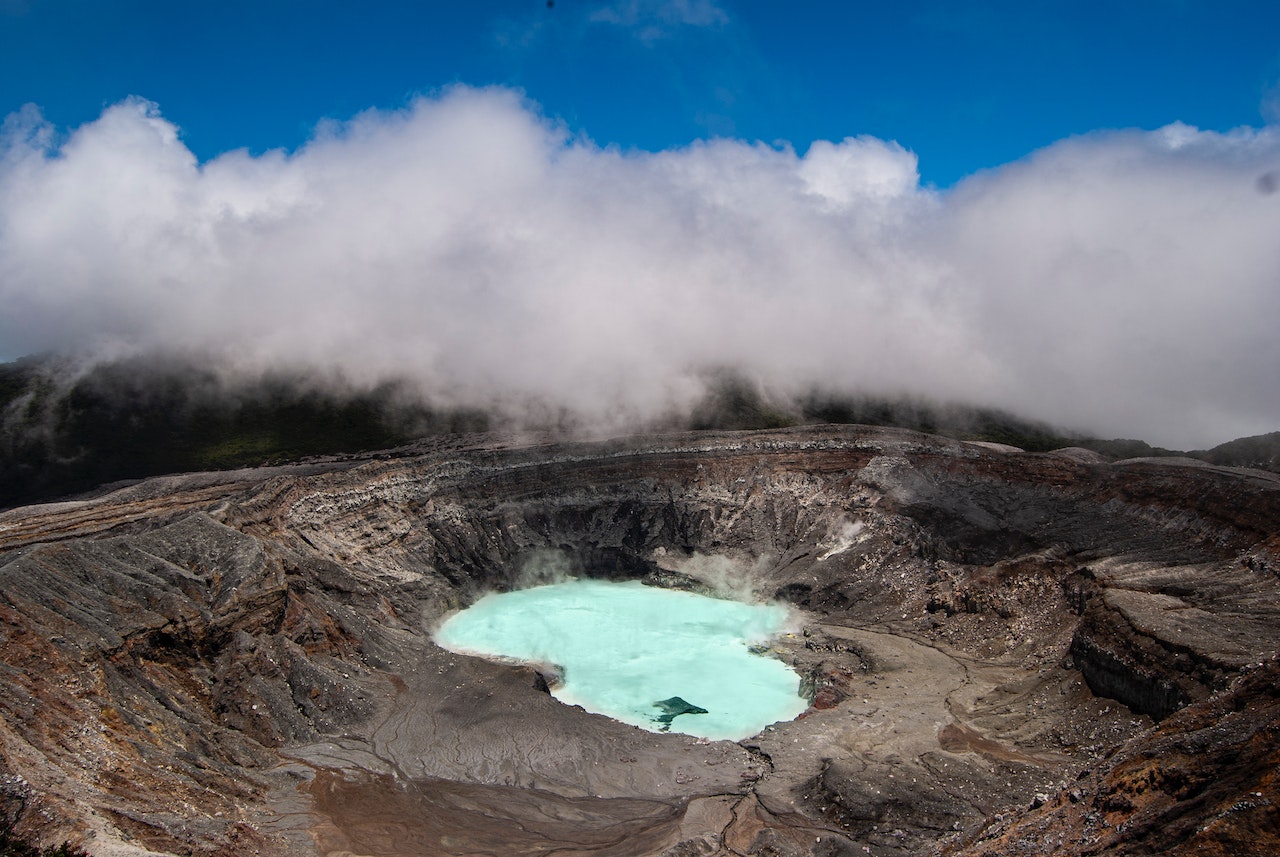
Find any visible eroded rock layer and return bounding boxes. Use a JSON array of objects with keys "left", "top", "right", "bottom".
[{"left": 1, "top": 426, "right": 1278, "bottom": 856}]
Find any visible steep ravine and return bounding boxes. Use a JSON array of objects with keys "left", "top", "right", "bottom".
[{"left": 1, "top": 426, "right": 1278, "bottom": 856}]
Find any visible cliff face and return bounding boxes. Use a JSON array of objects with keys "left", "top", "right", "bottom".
[
  {"left": 1, "top": 426, "right": 1277, "bottom": 857},
  {"left": 941, "top": 657, "right": 1280, "bottom": 857}
]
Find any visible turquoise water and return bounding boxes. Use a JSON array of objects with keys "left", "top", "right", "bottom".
[{"left": 434, "top": 579, "right": 808, "bottom": 740}]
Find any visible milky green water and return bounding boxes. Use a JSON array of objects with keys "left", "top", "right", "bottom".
[{"left": 434, "top": 579, "right": 808, "bottom": 741}]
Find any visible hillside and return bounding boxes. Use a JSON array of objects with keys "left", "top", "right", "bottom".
[{"left": 1, "top": 357, "right": 1272, "bottom": 511}]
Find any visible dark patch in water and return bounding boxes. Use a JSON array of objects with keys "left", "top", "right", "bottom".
[{"left": 652, "top": 696, "right": 708, "bottom": 731}]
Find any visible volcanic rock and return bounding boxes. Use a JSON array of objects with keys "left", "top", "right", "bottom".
[{"left": 0, "top": 425, "right": 1277, "bottom": 856}]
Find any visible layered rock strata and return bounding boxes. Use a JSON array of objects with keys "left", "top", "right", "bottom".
[{"left": 0, "top": 426, "right": 1277, "bottom": 856}]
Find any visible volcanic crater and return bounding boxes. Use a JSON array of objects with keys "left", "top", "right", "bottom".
[{"left": 2, "top": 425, "right": 1278, "bottom": 856}]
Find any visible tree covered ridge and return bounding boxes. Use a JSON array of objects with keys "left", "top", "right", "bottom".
[
  {"left": 0, "top": 355, "right": 486, "bottom": 509},
  {"left": 2, "top": 357, "right": 1276, "bottom": 511}
]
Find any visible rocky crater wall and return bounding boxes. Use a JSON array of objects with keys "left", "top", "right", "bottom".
[{"left": 1, "top": 426, "right": 1278, "bottom": 856}]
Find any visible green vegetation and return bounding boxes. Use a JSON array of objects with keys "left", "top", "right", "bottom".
[
  {"left": 0, "top": 836, "right": 88, "bottom": 857},
  {"left": 0, "top": 817, "right": 88, "bottom": 857},
  {"left": 689, "top": 373, "right": 1211, "bottom": 463},
  {"left": 798, "top": 390, "right": 1074, "bottom": 451},
  {"left": 0, "top": 356, "right": 487, "bottom": 509},
  {"left": 689, "top": 371, "right": 795, "bottom": 431},
  {"left": 1196, "top": 431, "right": 1280, "bottom": 472},
  {"left": 1, "top": 357, "right": 1271, "bottom": 511},
  {"left": 795, "top": 388, "right": 1192, "bottom": 461}
]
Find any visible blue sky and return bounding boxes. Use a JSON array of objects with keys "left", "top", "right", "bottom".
[
  {"left": 2, "top": 1, "right": 1280, "bottom": 447},
  {"left": 3, "top": 0, "right": 1279, "bottom": 186}
]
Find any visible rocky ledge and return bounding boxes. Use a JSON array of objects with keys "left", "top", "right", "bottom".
[{"left": 1, "top": 425, "right": 1278, "bottom": 856}]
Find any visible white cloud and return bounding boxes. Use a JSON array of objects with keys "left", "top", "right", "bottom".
[
  {"left": 936, "top": 125, "right": 1280, "bottom": 444},
  {"left": 1, "top": 88, "right": 1279, "bottom": 448},
  {"left": 799, "top": 136, "right": 922, "bottom": 213}
]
